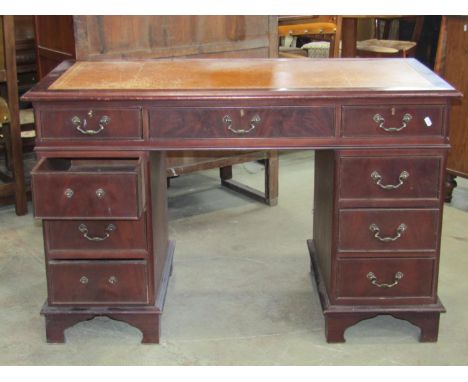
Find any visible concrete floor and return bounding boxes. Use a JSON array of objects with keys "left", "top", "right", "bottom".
[{"left": 0, "top": 151, "right": 467, "bottom": 365}]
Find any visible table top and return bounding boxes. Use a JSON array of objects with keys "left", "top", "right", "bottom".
[{"left": 24, "top": 58, "right": 459, "bottom": 101}]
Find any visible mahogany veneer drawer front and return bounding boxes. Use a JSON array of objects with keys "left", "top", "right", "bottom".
[
  {"left": 31, "top": 158, "right": 144, "bottom": 219},
  {"left": 338, "top": 208, "right": 439, "bottom": 253},
  {"left": 335, "top": 258, "right": 436, "bottom": 303},
  {"left": 149, "top": 106, "right": 335, "bottom": 139},
  {"left": 341, "top": 105, "right": 444, "bottom": 137},
  {"left": 48, "top": 261, "right": 149, "bottom": 305},
  {"left": 339, "top": 156, "right": 442, "bottom": 203},
  {"left": 39, "top": 106, "right": 143, "bottom": 140},
  {"left": 45, "top": 217, "right": 147, "bottom": 259}
]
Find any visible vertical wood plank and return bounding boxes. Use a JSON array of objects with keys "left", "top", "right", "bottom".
[{"left": 2, "top": 16, "right": 27, "bottom": 215}]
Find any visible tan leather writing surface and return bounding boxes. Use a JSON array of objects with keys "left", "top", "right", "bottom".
[{"left": 49, "top": 59, "right": 451, "bottom": 91}]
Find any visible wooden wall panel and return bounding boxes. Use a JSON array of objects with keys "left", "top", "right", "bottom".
[
  {"left": 74, "top": 16, "right": 278, "bottom": 60},
  {"left": 442, "top": 16, "right": 468, "bottom": 177}
]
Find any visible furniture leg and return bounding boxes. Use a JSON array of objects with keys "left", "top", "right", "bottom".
[
  {"left": 107, "top": 313, "right": 160, "bottom": 344},
  {"left": 264, "top": 151, "right": 279, "bottom": 206},
  {"left": 219, "top": 165, "right": 233, "bottom": 180},
  {"left": 325, "top": 313, "right": 375, "bottom": 343},
  {"left": 391, "top": 312, "right": 441, "bottom": 342},
  {"left": 341, "top": 18, "right": 357, "bottom": 57},
  {"left": 44, "top": 312, "right": 95, "bottom": 343}
]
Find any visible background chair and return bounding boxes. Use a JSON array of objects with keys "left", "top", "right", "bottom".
[
  {"left": 356, "top": 16, "right": 424, "bottom": 58},
  {"left": 278, "top": 16, "right": 342, "bottom": 58}
]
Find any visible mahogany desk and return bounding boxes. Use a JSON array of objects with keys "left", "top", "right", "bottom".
[{"left": 23, "top": 58, "right": 460, "bottom": 343}]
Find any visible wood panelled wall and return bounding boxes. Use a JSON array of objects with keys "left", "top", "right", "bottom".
[{"left": 73, "top": 16, "right": 278, "bottom": 60}]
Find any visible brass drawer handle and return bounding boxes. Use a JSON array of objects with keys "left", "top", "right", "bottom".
[
  {"left": 369, "top": 223, "right": 407, "bottom": 242},
  {"left": 371, "top": 170, "right": 409, "bottom": 189},
  {"left": 78, "top": 223, "right": 116, "bottom": 241},
  {"left": 223, "top": 114, "right": 260, "bottom": 134},
  {"left": 367, "top": 271, "right": 404, "bottom": 288},
  {"left": 95, "top": 188, "right": 106, "bottom": 198},
  {"left": 373, "top": 113, "right": 412, "bottom": 132},
  {"left": 108, "top": 276, "right": 118, "bottom": 285},
  {"left": 64, "top": 188, "right": 74, "bottom": 198},
  {"left": 80, "top": 276, "right": 89, "bottom": 285},
  {"left": 71, "top": 111, "right": 110, "bottom": 135}
]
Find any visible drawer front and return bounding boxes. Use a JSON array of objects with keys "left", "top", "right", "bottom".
[
  {"left": 32, "top": 159, "right": 143, "bottom": 219},
  {"left": 342, "top": 105, "right": 444, "bottom": 137},
  {"left": 338, "top": 209, "right": 439, "bottom": 253},
  {"left": 40, "top": 107, "right": 142, "bottom": 140},
  {"left": 149, "top": 106, "right": 335, "bottom": 139},
  {"left": 335, "top": 258, "right": 435, "bottom": 302},
  {"left": 45, "top": 217, "right": 147, "bottom": 259},
  {"left": 339, "top": 156, "right": 441, "bottom": 202},
  {"left": 48, "top": 261, "right": 148, "bottom": 305}
]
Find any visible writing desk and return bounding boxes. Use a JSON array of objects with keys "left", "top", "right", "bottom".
[{"left": 23, "top": 58, "right": 460, "bottom": 343}]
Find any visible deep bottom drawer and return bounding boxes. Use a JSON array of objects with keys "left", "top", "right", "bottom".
[
  {"left": 335, "top": 257, "right": 436, "bottom": 304},
  {"left": 48, "top": 261, "right": 148, "bottom": 305}
]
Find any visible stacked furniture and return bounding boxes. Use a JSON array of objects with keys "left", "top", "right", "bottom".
[{"left": 435, "top": 16, "right": 468, "bottom": 201}]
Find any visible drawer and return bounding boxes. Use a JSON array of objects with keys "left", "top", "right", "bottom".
[
  {"left": 341, "top": 105, "right": 444, "bottom": 137},
  {"left": 335, "top": 258, "right": 435, "bottom": 302},
  {"left": 48, "top": 260, "right": 148, "bottom": 305},
  {"left": 40, "top": 106, "right": 143, "bottom": 140},
  {"left": 339, "top": 155, "right": 442, "bottom": 203},
  {"left": 31, "top": 158, "right": 144, "bottom": 219},
  {"left": 44, "top": 216, "right": 147, "bottom": 259},
  {"left": 338, "top": 209, "right": 439, "bottom": 253},
  {"left": 149, "top": 106, "right": 335, "bottom": 139}
]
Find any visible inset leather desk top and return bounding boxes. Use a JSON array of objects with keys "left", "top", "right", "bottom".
[{"left": 48, "top": 58, "right": 453, "bottom": 92}]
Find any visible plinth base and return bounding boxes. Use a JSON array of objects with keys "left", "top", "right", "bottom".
[
  {"left": 307, "top": 239, "right": 445, "bottom": 343},
  {"left": 41, "top": 240, "right": 175, "bottom": 344}
]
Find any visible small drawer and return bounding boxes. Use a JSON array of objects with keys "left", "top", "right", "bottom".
[
  {"left": 44, "top": 216, "right": 147, "bottom": 259},
  {"left": 338, "top": 208, "right": 439, "bottom": 253},
  {"left": 40, "top": 106, "right": 142, "bottom": 140},
  {"left": 341, "top": 105, "right": 444, "bottom": 137},
  {"left": 335, "top": 258, "right": 435, "bottom": 302},
  {"left": 48, "top": 260, "right": 148, "bottom": 305},
  {"left": 339, "top": 155, "right": 442, "bottom": 203},
  {"left": 31, "top": 158, "right": 144, "bottom": 219},
  {"left": 149, "top": 106, "right": 335, "bottom": 139}
]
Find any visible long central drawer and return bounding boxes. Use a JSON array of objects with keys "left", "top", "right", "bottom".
[{"left": 149, "top": 106, "right": 335, "bottom": 139}]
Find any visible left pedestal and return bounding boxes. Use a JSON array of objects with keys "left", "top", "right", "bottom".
[{"left": 32, "top": 151, "right": 172, "bottom": 344}]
